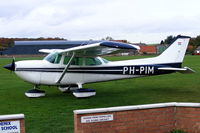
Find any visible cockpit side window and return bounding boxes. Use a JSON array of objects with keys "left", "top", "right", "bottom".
[
  {"left": 72, "top": 57, "right": 83, "bottom": 65},
  {"left": 63, "top": 56, "right": 83, "bottom": 65},
  {"left": 63, "top": 56, "right": 70, "bottom": 65},
  {"left": 63, "top": 56, "right": 103, "bottom": 66}
]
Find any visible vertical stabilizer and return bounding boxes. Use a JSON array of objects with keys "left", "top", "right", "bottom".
[{"left": 156, "top": 35, "right": 190, "bottom": 64}]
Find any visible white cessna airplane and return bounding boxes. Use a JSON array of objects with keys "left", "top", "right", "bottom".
[{"left": 4, "top": 35, "right": 194, "bottom": 98}]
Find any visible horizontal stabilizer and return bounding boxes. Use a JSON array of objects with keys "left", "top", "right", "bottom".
[{"left": 158, "top": 67, "right": 195, "bottom": 74}]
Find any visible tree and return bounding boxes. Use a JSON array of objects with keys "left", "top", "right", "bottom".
[
  {"left": 160, "top": 40, "right": 164, "bottom": 44},
  {"left": 189, "top": 36, "right": 200, "bottom": 49},
  {"left": 102, "top": 36, "right": 114, "bottom": 41},
  {"left": 194, "top": 35, "right": 200, "bottom": 47},
  {"left": 164, "top": 35, "right": 176, "bottom": 44}
]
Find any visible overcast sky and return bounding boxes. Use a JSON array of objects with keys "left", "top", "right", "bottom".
[{"left": 0, "top": 0, "right": 200, "bottom": 43}]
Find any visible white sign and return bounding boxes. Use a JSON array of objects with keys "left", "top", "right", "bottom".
[
  {"left": 0, "top": 120, "right": 20, "bottom": 133},
  {"left": 81, "top": 114, "right": 113, "bottom": 123}
]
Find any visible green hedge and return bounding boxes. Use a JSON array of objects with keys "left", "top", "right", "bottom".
[{"left": 170, "top": 129, "right": 188, "bottom": 133}]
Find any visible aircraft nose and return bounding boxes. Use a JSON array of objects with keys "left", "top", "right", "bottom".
[{"left": 3, "top": 59, "right": 15, "bottom": 71}]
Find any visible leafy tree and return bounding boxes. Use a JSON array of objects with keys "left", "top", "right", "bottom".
[
  {"left": 164, "top": 35, "right": 176, "bottom": 44},
  {"left": 194, "top": 35, "right": 200, "bottom": 47},
  {"left": 189, "top": 36, "right": 200, "bottom": 49},
  {"left": 160, "top": 40, "right": 164, "bottom": 44},
  {"left": 102, "top": 36, "right": 114, "bottom": 41},
  {"left": 170, "top": 129, "right": 188, "bottom": 133}
]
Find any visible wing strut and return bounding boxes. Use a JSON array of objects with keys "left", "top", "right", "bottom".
[{"left": 56, "top": 52, "right": 75, "bottom": 83}]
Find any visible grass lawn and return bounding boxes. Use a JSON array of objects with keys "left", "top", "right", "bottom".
[{"left": 0, "top": 55, "right": 199, "bottom": 133}]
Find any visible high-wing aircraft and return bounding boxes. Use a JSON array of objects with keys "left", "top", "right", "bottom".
[{"left": 4, "top": 35, "right": 194, "bottom": 98}]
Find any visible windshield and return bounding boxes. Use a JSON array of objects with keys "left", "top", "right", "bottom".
[
  {"left": 44, "top": 52, "right": 62, "bottom": 64},
  {"left": 101, "top": 58, "right": 109, "bottom": 63}
]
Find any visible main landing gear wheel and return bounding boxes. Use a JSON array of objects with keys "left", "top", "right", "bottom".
[
  {"left": 25, "top": 86, "right": 45, "bottom": 98},
  {"left": 73, "top": 88, "right": 96, "bottom": 98}
]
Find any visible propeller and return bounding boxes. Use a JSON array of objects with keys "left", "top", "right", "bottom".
[{"left": 4, "top": 57, "right": 16, "bottom": 71}]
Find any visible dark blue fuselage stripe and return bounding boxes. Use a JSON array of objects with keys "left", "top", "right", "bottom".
[
  {"left": 16, "top": 62, "right": 182, "bottom": 70},
  {"left": 15, "top": 63, "right": 181, "bottom": 75}
]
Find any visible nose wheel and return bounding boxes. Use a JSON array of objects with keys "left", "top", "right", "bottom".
[{"left": 25, "top": 85, "right": 45, "bottom": 98}]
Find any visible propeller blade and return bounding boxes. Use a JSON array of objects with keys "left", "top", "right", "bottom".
[{"left": 4, "top": 58, "right": 16, "bottom": 71}]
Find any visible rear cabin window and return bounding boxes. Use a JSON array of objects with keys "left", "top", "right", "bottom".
[{"left": 85, "top": 57, "right": 102, "bottom": 65}]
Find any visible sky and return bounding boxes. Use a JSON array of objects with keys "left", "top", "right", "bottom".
[{"left": 0, "top": 0, "right": 200, "bottom": 43}]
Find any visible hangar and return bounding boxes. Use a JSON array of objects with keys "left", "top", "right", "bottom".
[
  {"left": 2, "top": 40, "right": 100, "bottom": 55},
  {"left": 2, "top": 39, "right": 169, "bottom": 56}
]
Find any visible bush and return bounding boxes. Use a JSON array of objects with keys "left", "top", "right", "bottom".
[{"left": 170, "top": 129, "right": 188, "bottom": 133}]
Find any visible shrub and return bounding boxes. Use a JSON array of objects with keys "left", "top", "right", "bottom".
[{"left": 170, "top": 129, "right": 188, "bottom": 133}]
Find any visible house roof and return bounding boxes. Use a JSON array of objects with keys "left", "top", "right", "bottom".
[{"left": 139, "top": 45, "right": 157, "bottom": 53}]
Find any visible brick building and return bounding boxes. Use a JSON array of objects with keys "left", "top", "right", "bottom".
[{"left": 139, "top": 45, "right": 157, "bottom": 54}]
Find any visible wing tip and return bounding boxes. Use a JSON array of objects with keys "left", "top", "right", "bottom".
[
  {"left": 39, "top": 49, "right": 63, "bottom": 53},
  {"left": 100, "top": 41, "right": 140, "bottom": 50}
]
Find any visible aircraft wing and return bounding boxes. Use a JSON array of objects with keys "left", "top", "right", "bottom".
[
  {"left": 39, "top": 41, "right": 140, "bottom": 56},
  {"left": 39, "top": 49, "right": 63, "bottom": 53},
  {"left": 158, "top": 67, "right": 195, "bottom": 74}
]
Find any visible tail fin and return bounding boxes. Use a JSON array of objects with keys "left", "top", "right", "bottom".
[{"left": 156, "top": 35, "right": 190, "bottom": 64}]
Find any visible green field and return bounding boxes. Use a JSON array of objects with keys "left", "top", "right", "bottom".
[{"left": 0, "top": 55, "right": 200, "bottom": 133}]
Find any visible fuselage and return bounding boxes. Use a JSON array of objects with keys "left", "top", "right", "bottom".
[{"left": 14, "top": 55, "right": 177, "bottom": 86}]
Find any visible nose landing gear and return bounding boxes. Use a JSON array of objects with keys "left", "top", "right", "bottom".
[{"left": 25, "top": 85, "right": 45, "bottom": 98}]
